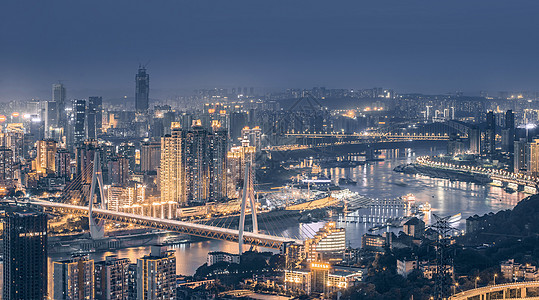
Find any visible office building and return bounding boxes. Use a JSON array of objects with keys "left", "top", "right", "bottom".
[
  {"left": 87, "top": 96, "right": 103, "bottom": 139},
  {"left": 34, "top": 139, "right": 57, "bottom": 175},
  {"left": 502, "top": 110, "right": 515, "bottom": 153},
  {"left": 53, "top": 83, "right": 67, "bottom": 129},
  {"left": 3, "top": 207, "right": 48, "bottom": 300},
  {"left": 43, "top": 100, "right": 58, "bottom": 138},
  {"left": 53, "top": 255, "right": 95, "bottom": 300},
  {"left": 73, "top": 99, "right": 87, "bottom": 146},
  {"left": 136, "top": 245, "right": 176, "bottom": 300},
  {"left": 95, "top": 256, "right": 130, "bottom": 300},
  {"left": 135, "top": 66, "right": 150, "bottom": 112}
]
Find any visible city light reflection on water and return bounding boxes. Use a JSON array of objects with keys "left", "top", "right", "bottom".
[{"left": 47, "top": 147, "right": 524, "bottom": 283}]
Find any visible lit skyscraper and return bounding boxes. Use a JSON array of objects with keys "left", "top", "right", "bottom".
[
  {"left": 135, "top": 66, "right": 150, "bottom": 112},
  {"left": 3, "top": 206, "right": 48, "bottom": 300},
  {"left": 160, "top": 123, "right": 186, "bottom": 206},
  {"left": 73, "top": 99, "right": 86, "bottom": 146},
  {"left": 0, "top": 147, "right": 13, "bottom": 187},
  {"left": 34, "top": 139, "right": 57, "bottom": 175}
]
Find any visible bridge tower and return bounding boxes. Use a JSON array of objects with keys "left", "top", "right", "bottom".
[
  {"left": 88, "top": 151, "right": 106, "bottom": 239},
  {"left": 238, "top": 162, "right": 258, "bottom": 255}
]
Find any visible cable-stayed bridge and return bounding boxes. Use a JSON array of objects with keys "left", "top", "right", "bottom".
[{"left": 29, "top": 154, "right": 305, "bottom": 251}]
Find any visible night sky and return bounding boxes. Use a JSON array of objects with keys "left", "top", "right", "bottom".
[{"left": 1, "top": 0, "right": 539, "bottom": 101}]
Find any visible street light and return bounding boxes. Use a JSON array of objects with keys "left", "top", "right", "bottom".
[
  {"left": 475, "top": 277, "right": 480, "bottom": 289},
  {"left": 494, "top": 274, "right": 498, "bottom": 285}
]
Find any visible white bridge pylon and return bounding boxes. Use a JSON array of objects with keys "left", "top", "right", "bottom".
[
  {"left": 88, "top": 151, "right": 105, "bottom": 239},
  {"left": 238, "top": 162, "right": 258, "bottom": 255}
]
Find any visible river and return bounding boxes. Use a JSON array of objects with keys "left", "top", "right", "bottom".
[{"left": 46, "top": 146, "right": 526, "bottom": 287}]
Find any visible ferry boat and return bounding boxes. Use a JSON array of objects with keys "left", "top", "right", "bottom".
[{"left": 418, "top": 202, "right": 431, "bottom": 213}]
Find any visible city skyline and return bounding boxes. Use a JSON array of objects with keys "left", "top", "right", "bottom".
[{"left": 2, "top": 1, "right": 539, "bottom": 101}]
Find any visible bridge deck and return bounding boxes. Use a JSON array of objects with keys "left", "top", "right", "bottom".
[{"left": 30, "top": 200, "right": 302, "bottom": 250}]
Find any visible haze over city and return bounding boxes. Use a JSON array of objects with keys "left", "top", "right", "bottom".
[{"left": 2, "top": 1, "right": 539, "bottom": 101}]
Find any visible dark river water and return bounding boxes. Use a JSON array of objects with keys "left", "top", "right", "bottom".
[{"left": 45, "top": 146, "right": 526, "bottom": 292}]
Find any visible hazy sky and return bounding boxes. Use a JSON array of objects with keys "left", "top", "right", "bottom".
[{"left": 1, "top": 0, "right": 539, "bottom": 101}]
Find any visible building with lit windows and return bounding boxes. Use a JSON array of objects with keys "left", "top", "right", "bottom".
[
  {"left": 528, "top": 138, "right": 539, "bottom": 177},
  {"left": 2, "top": 206, "right": 48, "bottom": 300},
  {"left": 160, "top": 121, "right": 228, "bottom": 209},
  {"left": 95, "top": 256, "right": 130, "bottom": 300},
  {"left": 241, "top": 126, "right": 262, "bottom": 151},
  {"left": 0, "top": 147, "right": 13, "bottom": 187},
  {"left": 304, "top": 222, "right": 346, "bottom": 262},
  {"left": 284, "top": 263, "right": 363, "bottom": 296},
  {"left": 362, "top": 233, "right": 387, "bottom": 253},
  {"left": 136, "top": 246, "right": 176, "bottom": 300},
  {"left": 53, "top": 255, "right": 95, "bottom": 300},
  {"left": 34, "top": 139, "right": 57, "bottom": 175}
]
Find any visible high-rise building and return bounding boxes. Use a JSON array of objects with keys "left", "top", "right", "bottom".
[
  {"left": 160, "top": 121, "right": 228, "bottom": 207},
  {"left": 486, "top": 111, "right": 496, "bottom": 156},
  {"left": 135, "top": 66, "right": 150, "bottom": 112},
  {"left": 87, "top": 96, "right": 103, "bottom": 140},
  {"left": 136, "top": 245, "right": 176, "bottom": 300},
  {"left": 95, "top": 256, "right": 130, "bottom": 300},
  {"left": 160, "top": 123, "right": 186, "bottom": 206},
  {"left": 56, "top": 149, "right": 72, "bottom": 180},
  {"left": 127, "top": 264, "right": 137, "bottom": 300},
  {"left": 141, "top": 140, "right": 161, "bottom": 173},
  {"left": 528, "top": 139, "right": 539, "bottom": 177},
  {"left": 0, "top": 147, "right": 14, "bottom": 187},
  {"left": 34, "top": 139, "right": 57, "bottom": 175},
  {"left": 503, "top": 110, "right": 515, "bottom": 153},
  {"left": 53, "top": 83, "right": 67, "bottom": 130},
  {"left": 514, "top": 138, "right": 528, "bottom": 173},
  {"left": 43, "top": 100, "right": 58, "bottom": 138},
  {"left": 53, "top": 255, "right": 95, "bottom": 300},
  {"left": 73, "top": 99, "right": 87, "bottom": 147},
  {"left": 241, "top": 126, "right": 262, "bottom": 152},
  {"left": 107, "top": 156, "right": 130, "bottom": 186},
  {"left": 3, "top": 206, "right": 48, "bottom": 300},
  {"left": 209, "top": 121, "right": 228, "bottom": 201}
]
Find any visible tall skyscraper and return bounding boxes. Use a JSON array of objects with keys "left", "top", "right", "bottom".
[
  {"left": 528, "top": 138, "right": 539, "bottom": 177},
  {"left": 3, "top": 206, "right": 48, "bottom": 300},
  {"left": 34, "top": 139, "right": 57, "bottom": 174},
  {"left": 95, "top": 256, "right": 130, "bottom": 300},
  {"left": 87, "top": 96, "right": 103, "bottom": 140},
  {"left": 514, "top": 138, "right": 528, "bottom": 173},
  {"left": 43, "top": 100, "right": 58, "bottom": 138},
  {"left": 53, "top": 255, "right": 95, "bottom": 300},
  {"left": 486, "top": 111, "right": 496, "bottom": 156},
  {"left": 135, "top": 66, "right": 150, "bottom": 112},
  {"left": 136, "top": 246, "right": 176, "bottom": 300},
  {"left": 53, "top": 83, "right": 67, "bottom": 130},
  {"left": 160, "top": 121, "right": 228, "bottom": 208},
  {"left": 160, "top": 123, "right": 186, "bottom": 206},
  {"left": 73, "top": 99, "right": 87, "bottom": 146},
  {"left": 503, "top": 110, "right": 515, "bottom": 153}
]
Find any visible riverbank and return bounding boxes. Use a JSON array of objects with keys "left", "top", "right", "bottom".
[{"left": 394, "top": 163, "right": 491, "bottom": 185}]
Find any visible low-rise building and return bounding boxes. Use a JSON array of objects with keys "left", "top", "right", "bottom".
[
  {"left": 501, "top": 259, "right": 539, "bottom": 281},
  {"left": 207, "top": 251, "right": 240, "bottom": 266}
]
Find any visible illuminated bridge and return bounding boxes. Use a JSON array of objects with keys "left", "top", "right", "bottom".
[
  {"left": 31, "top": 155, "right": 302, "bottom": 252},
  {"left": 449, "top": 281, "right": 539, "bottom": 300},
  {"left": 29, "top": 199, "right": 302, "bottom": 250}
]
